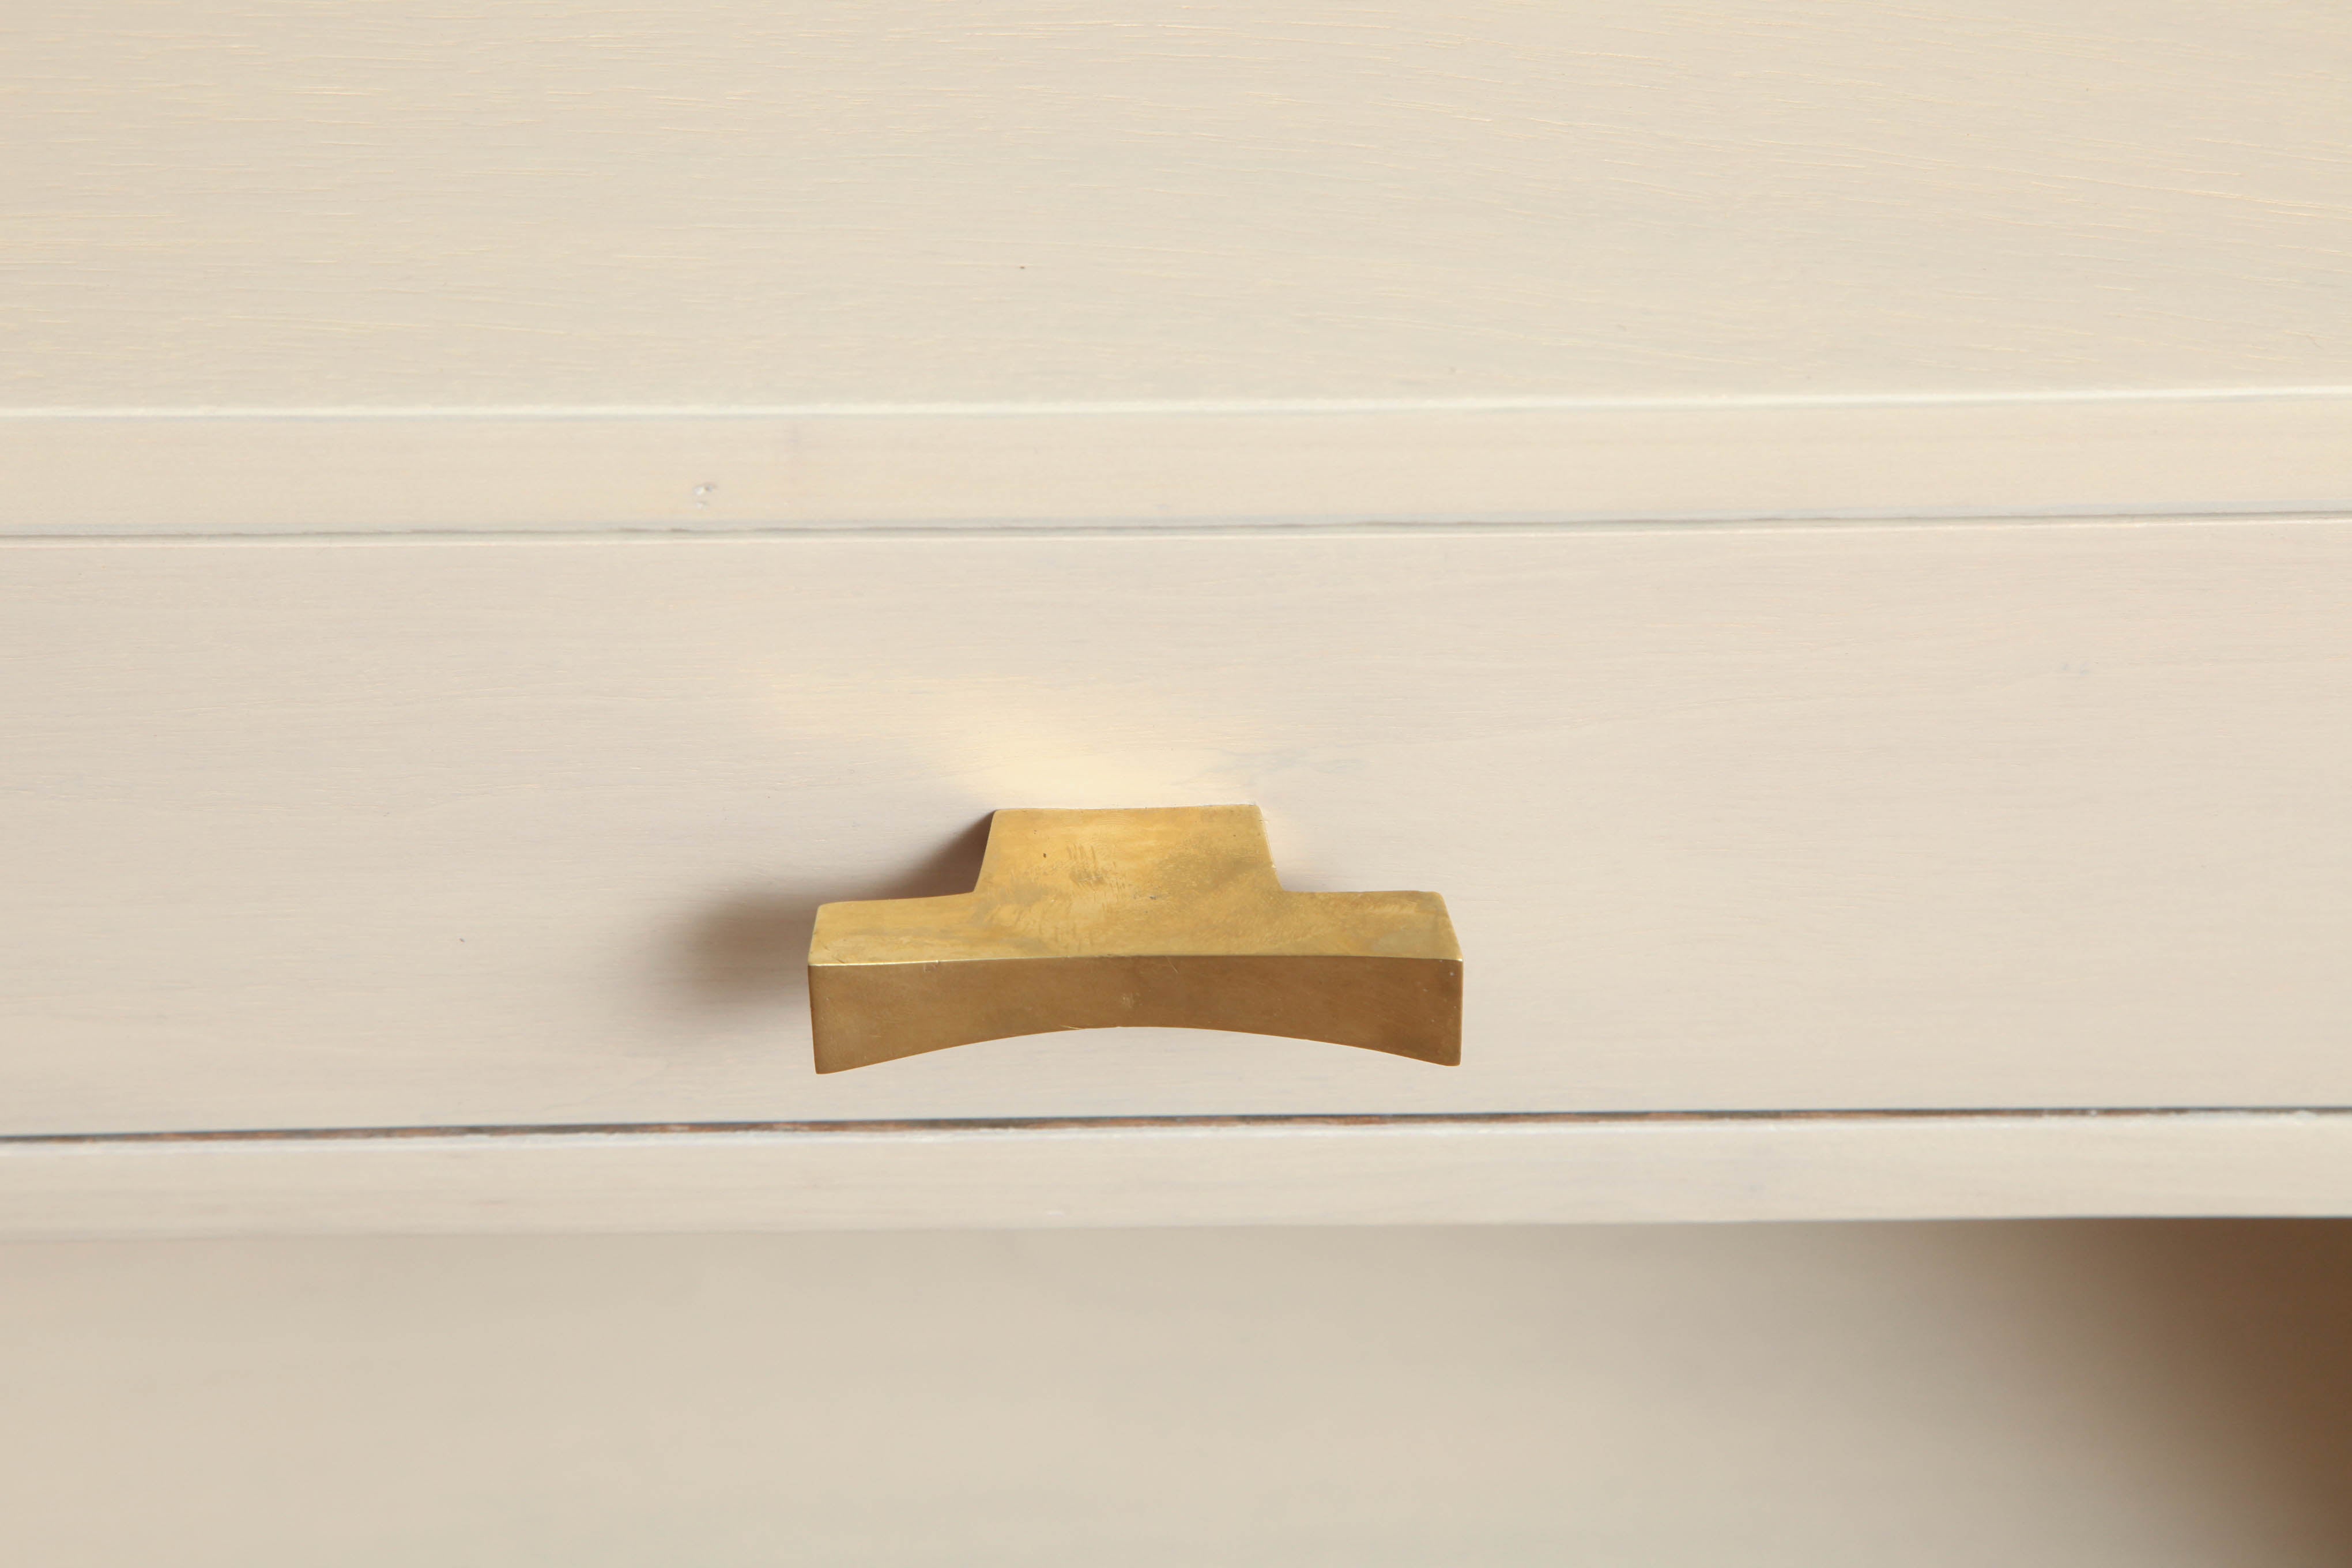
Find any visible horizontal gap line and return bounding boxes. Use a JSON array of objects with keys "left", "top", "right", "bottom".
[
  {"left": 6, "top": 387, "right": 2352, "bottom": 420},
  {"left": 7, "top": 1106, "right": 2347, "bottom": 1149},
  {"left": 7, "top": 508, "right": 2351, "bottom": 548}
]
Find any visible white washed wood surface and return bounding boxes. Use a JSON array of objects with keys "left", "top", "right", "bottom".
[
  {"left": 4, "top": 518, "right": 2347, "bottom": 1133},
  {"left": 4, "top": 1113, "right": 2350, "bottom": 1237},
  {"left": 7, "top": 1, "right": 2349, "bottom": 409}
]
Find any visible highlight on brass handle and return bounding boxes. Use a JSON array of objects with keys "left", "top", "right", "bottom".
[{"left": 806, "top": 805, "right": 1461, "bottom": 1073}]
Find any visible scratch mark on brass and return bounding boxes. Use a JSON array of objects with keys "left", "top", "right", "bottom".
[{"left": 807, "top": 806, "right": 1462, "bottom": 1073}]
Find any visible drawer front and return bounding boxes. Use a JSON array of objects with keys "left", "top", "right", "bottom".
[
  {"left": 5, "top": 519, "right": 2347, "bottom": 1134},
  {"left": 14, "top": 2, "right": 2349, "bottom": 410}
]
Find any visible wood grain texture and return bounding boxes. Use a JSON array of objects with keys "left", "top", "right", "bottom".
[
  {"left": 3, "top": 519, "right": 2349, "bottom": 1133},
  {"left": 6, "top": 1, "right": 2349, "bottom": 408},
  {"left": 3, "top": 1113, "right": 2349, "bottom": 1237}
]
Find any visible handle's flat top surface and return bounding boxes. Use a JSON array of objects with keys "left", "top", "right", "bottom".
[{"left": 811, "top": 807, "right": 1460, "bottom": 965}]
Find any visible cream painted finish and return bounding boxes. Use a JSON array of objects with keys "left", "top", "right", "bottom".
[
  {"left": 9, "top": 0, "right": 2352, "bottom": 1221},
  {"left": 5, "top": 1224, "right": 2351, "bottom": 1566},
  {"left": 9, "top": 1, "right": 2350, "bottom": 409},
  {"left": 5, "top": 518, "right": 2349, "bottom": 1134}
]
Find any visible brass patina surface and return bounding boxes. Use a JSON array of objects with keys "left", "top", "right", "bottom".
[{"left": 808, "top": 806, "right": 1461, "bottom": 1072}]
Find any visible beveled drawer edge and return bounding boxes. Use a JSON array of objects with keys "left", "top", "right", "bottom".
[
  {"left": 5, "top": 391, "right": 2350, "bottom": 538},
  {"left": 3, "top": 1109, "right": 2347, "bottom": 1238}
]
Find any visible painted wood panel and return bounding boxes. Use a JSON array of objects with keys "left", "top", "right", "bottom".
[
  {"left": 3, "top": 518, "right": 2347, "bottom": 1133},
  {"left": 8, "top": 1, "right": 2349, "bottom": 409}
]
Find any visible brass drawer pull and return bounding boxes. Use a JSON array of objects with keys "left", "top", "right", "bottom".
[{"left": 807, "top": 806, "right": 1461, "bottom": 1073}]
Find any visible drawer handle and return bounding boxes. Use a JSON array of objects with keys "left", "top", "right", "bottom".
[{"left": 806, "top": 805, "right": 1461, "bottom": 1073}]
